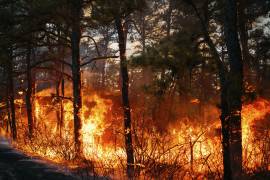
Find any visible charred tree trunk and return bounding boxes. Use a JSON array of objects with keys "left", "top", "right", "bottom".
[
  {"left": 220, "top": 79, "right": 232, "bottom": 180},
  {"left": 61, "top": 78, "right": 65, "bottom": 136},
  {"left": 224, "top": 0, "right": 243, "bottom": 179},
  {"left": 56, "top": 73, "right": 65, "bottom": 137},
  {"left": 115, "top": 16, "right": 135, "bottom": 179},
  {"left": 4, "top": 70, "right": 11, "bottom": 133},
  {"left": 185, "top": 1, "right": 233, "bottom": 178},
  {"left": 57, "top": 29, "right": 65, "bottom": 136},
  {"left": 6, "top": 100, "right": 11, "bottom": 133},
  {"left": 70, "top": 0, "right": 83, "bottom": 155},
  {"left": 55, "top": 80, "right": 61, "bottom": 133},
  {"left": 205, "top": 16, "right": 233, "bottom": 180},
  {"left": 31, "top": 49, "right": 37, "bottom": 126},
  {"left": 26, "top": 45, "right": 34, "bottom": 138},
  {"left": 6, "top": 52, "right": 17, "bottom": 140}
]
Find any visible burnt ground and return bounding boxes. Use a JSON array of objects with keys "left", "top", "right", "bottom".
[{"left": 0, "top": 138, "right": 78, "bottom": 180}]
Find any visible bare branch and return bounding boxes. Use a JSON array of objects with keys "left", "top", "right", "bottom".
[
  {"left": 81, "top": 35, "right": 101, "bottom": 56},
  {"left": 80, "top": 56, "right": 118, "bottom": 67}
]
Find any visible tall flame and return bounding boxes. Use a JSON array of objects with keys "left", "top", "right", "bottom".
[{"left": 7, "top": 88, "right": 270, "bottom": 177}]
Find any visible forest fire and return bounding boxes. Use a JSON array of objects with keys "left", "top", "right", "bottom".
[
  {"left": 8, "top": 87, "right": 270, "bottom": 177},
  {"left": 14, "top": 88, "right": 125, "bottom": 166},
  {"left": 0, "top": 0, "right": 269, "bottom": 179}
]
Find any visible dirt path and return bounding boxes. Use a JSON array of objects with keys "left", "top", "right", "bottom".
[{"left": 0, "top": 138, "right": 77, "bottom": 180}]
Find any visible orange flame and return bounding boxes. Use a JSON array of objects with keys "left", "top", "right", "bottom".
[{"left": 6, "top": 88, "right": 270, "bottom": 177}]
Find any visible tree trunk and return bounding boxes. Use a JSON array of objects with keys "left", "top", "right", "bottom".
[
  {"left": 57, "top": 29, "right": 65, "bottom": 136},
  {"left": 26, "top": 45, "right": 34, "bottom": 138},
  {"left": 238, "top": 0, "right": 250, "bottom": 70},
  {"left": 6, "top": 100, "right": 11, "bottom": 133},
  {"left": 224, "top": 0, "right": 243, "bottom": 179},
  {"left": 55, "top": 80, "right": 61, "bottom": 134},
  {"left": 197, "top": 3, "right": 233, "bottom": 177},
  {"left": 70, "top": 0, "right": 83, "bottom": 155},
  {"left": 31, "top": 49, "right": 37, "bottom": 126},
  {"left": 55, "top": 77, "right": 65, "bottom": 137},
  {"left": 186, "top": 1, "right": 243, "bottom": 178},
  {"left": 6, "top": 52, "right": 17, "bottom": 140},
  {"left": 58, "top": 73, "right": 65, "bottom": 137},
  {"left": 220, "top": 80, "right": 232, "bottom": 180},
  {"left": 115, "top": 16, "right": 135, "bottom": 179}
]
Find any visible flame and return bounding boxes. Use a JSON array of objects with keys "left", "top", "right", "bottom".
[
  {"left": 190, "top": 98, "right": 200, "bottom": 104},
  {"left": 12, "top": 87, "right": 125, "bottom": 169},
  {"left": 242, "top": 98, "right": 270, "bottom": 144},
  {"left": 241, "top": 98, "right": 270, "bottom": 170},
  {"left": 3, "top": 85, "right": 270, "bottom": 177}
]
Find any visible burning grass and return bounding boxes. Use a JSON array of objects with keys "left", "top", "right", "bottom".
[{"left": 1, "top": 87, "right": 270, "bottom": 179}]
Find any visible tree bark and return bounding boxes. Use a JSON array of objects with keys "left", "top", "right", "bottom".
[
  {"left": 6, "top": 100, "right": 11, "bottom": 133},
  {"left": 6, "top": 51, "right": 17, "bottom": 140},
  {"left": 70, "top": 0, "right": 83, "bottom": 155},
  {"left": 238, "top": 0, "right": 250, "bottom": 70},
  {"left": 60, "top": 78, "right": 65, "bottom": 135},
  {"left": 26, "top": 45, "right": 34, "bottom": 138},
  {"left": 115, "top": 16, "right": 135, "bottom": 179},
  {"left": 55, "top": 80, "right": 61, "bottom": 134},
  {"left": 224, "top": 0, "right": 243, "bottom": 179}
]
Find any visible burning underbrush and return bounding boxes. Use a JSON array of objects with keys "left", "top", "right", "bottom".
[{"left": 1, "top": 87, "right": 270, "bottom": 179}]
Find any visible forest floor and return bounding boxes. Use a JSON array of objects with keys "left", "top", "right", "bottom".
[{"left": 0, "top": 137, "right": 79, "bottom": 180}]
